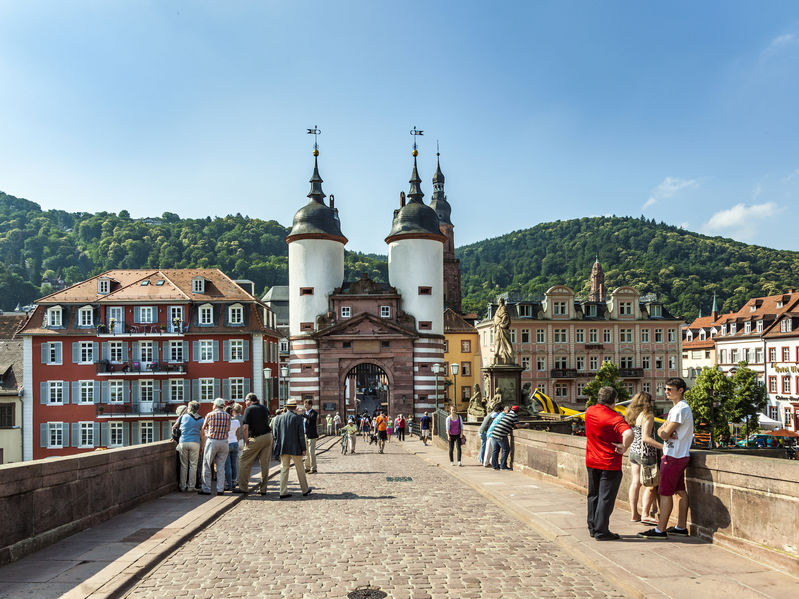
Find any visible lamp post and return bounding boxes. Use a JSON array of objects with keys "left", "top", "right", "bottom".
[
  {"left": 280, "top": 365, "right": 289, "bottom": 409},
  {"left": 432, "top": 363, "right": 443, "bottom": 413},
  {"left": 263, "top": 367, "right": 271, "bottom": 407},
  {"left": 450, "top": 362, "right": 460, "bottom": 411}
]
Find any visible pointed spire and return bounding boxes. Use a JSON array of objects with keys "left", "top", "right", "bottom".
[
  {"left": 407, "top": 153, "right": 424, "bottom": 203},
  {"left": 306, "top": 153, "right": 326, "bottom": 203},
  {"left": 698, "top": 308, "right": 703, "bottom": 318},
  {"left": 711, "top": 293, "right": 719, "bottom": 319}
]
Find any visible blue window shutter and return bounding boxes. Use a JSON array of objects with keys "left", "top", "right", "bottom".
[
  {"left": 134, "top": 307, "right": 141, "bottom": 322},
  {"left": 153, "top": 381, "right": 161, "bottom": 404},
  {"left": 55, "top": 343, "right": 62, "bottom": 363},
  {"left": 182, "top": 341, "right": 188, "bottom": 361},
  {"left": 102, "top": 381, "right": 109, "bottom": 403},
  {"left": 71, "top": 423, "right": 79, "bottom": 447},
  {"left": 72, "top": 382, "right": 80, "bottom": 404},
  {"left": 213, "top": 379, "right": 220, "bottom": 398},
  {"left": 62, "top": 422, "right": 70, "bottom": 446},
  {"left": 132, "top": 342, "right": 139, "bottom": 361},
  {"left": 41, "top": 343, "right": 48, "bottom": 364},
  {"left": 122, "top": 422, "right": 130, "bottom": 445},
  {"left": 213, "top": 341, "right": 219, "bottom": 362},
  {"left": 101, "top": 423, "right": 109, "bottom": 446},
  {"left": 63, "top": 381, "right": 69, "bottom": 404},
  {"left": 131, "top": 422, "right": 140, "bottom": 445},
  {"left": 122, "top": 343, "right": 129, "bottom": 361},
  {"left": 223, "top": 340, "right": 230, "bottom": 362},
  {"left": 162, "top": 342, "right": 169, "bottom": 361},
  {"left": 184, "top": 380, "right": 190, "bottom": 401},
  {"left": 161, "top": 421, "right": 170, "bottom": 440},
  {"left": 164, "top": 381, "right": 171, "bottom": 402},
  {"left": 244, "top": 378, "right": 251, "bottom": 396},
  {"left": 40, "top": 423, "right": 48, "bottom": 447},
  {"left": 222, "top": 379, "right": 230, "bottom": 399},
  {"left": 72, "top": 342, "right": 79, "bottom": 364},
  {"left": 131, "top": 381, "right": 140, "bottom": 406},
  {"left": 192, "top": 341, "right": 199, "bottom": 361},
  {"left": 40, "top": 382, "right": 49, "bottom": 404},
  {"left": 94, "top": 381, "right": 101, "bottom": 404},
  {"left": 93, "top": 422, "right": 100, "bottom": 447},
  {"left": 153, "top": 423, "right": 161, "bottom": 442},
  {"left": 91, "top": 342, "right": 98, "bottom": 362},
  {"left": 243, "top": 340, "right": 250, "bottom": 361},
  {"left": 123, "top": 381, "right": 130, "bottom": 403},
  {"left": 102, "top": 342, "right": 109, "bottom": 360},
  {"left": 192, "top": 379, "right": 199, "bottom": 401}
]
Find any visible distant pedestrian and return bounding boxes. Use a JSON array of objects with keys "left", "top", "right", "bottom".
[
  {"left": 374, "top": 410, "right": 388, "bottom": 453},
  {"left": 333, "top": 412, "right": 341, "bottom": 434},
  {"left": 272, "top": 398, "right": 312, "bottom": 499},
  {"left": 224, "top": 403, "right": 242, "bottom": 491},
  {"left": 386, "top": 416, "right": 393, "bottom": 441},
  {"left": 639, "top": 378, "right": 693, "bottom": 539},
  {"left": 344, "top": 417, "right": 358, "bottom": 453},
  {"left": 396, "top": 414, "right": 407, "bottom": 441},
  {"left": 326, "top": 413, "right": 333, "bottom": 435},
  {"left": 484, "top": 407, "right": 508, "bottom": 469},
  {"left": 176, "top": 401, "right": 203, "bottom": 492},
  {"left": 585, "top": 386, "right": 633, "bottom": 540},
  {"left": 478, "top": 406, "right": 501, "bottom": 465},
  {"left": 235, "top": 393, "right": 273, "bottom": 495},
  {"left": 446, "top": 406, "right": 464, "bottom": 466},
  {"left": 360, "top": 413, "right": 371, "bottom": 440},
  {"left": 419, "top": 411, "right": 432, "bottom": 445},
  {"left": 199, "top": 398, "right": 231, "bottom": 495},
  {"left": 303, "top": 399, "right": 319, "bottom": 474},
  {"left": 490, "top": 405, "right": 519, "bottom": 470}
]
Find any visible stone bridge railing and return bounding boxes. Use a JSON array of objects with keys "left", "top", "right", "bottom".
[
  {"left": 0, "top": 441, "right": 177, "bottom": 566},
  {"left": 454, "top": 424, "right": 799, "bottom": 576}
]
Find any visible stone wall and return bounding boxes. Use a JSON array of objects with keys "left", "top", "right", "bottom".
[
  {"left": 0, "top": 440, "right": 177, "bottom": 565},
  {"left": 453, "top": 424, "right": 799, "bottom": 575}
]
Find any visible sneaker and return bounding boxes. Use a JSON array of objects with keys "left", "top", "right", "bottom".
[
  {"left": 666, "top": 526, "right": 689, "bottom": 536},
  {"left": 450, "top": 462, "right": 455, "bottom": 466},
  {"left": 279, "top": 493, "right": 293, "bottom": 499},
  {"left": 637, "top": 528, "right": 667, "bottom": 539},
  {"left": 594, "top": 532, "right": 621, "bottom": 541},
  {"left": 231, "top": 488, "right": 248, "bottom": 495},
  {"left": 458, "top": 461, "right": 462, "bottom": 467}
]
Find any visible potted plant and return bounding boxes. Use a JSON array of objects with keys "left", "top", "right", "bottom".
[
  {"left": 172, "top": 316, "right": 182, "bottom": 332},
  {"left": 96, "top": 323, "right": 107, "bottom": 334},
  {"left": 109, "top": 318, "right": 117, "bottom": 334}
]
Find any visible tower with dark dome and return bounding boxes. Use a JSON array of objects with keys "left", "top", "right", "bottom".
[
  {"left": 588, "top": 257, "right": 606, "bottom": 303},
  {"left": 429, "top": 152, "right": 461, "bottom": 313}
]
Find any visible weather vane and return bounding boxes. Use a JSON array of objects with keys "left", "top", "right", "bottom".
[
  {"left": 307, "top": 125, "right": 321, "bottom": 155},
  {"left": 410, "top": 125, "right": 423, "bottom": 155}
]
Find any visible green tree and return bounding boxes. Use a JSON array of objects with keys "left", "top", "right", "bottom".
[
  {"left": 583, "top": 361, "right": 630, "bottom": 408},
  {"left": 685, "top": 367, "right": 733, "bottom": 447},
  {"left": 728, "top": 363, "right": 768, "bottom": 445}
]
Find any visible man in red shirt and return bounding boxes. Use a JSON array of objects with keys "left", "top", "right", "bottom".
[{"left": 585, "top": 386, "right": 634, "bottom": 540}]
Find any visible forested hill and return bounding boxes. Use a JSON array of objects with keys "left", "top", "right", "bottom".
[
  {"left": 2, "top": 192, "right": 798, "bottom": 321},
  {"left": 456, "top": 216, "right": 799, "bottom": 319},
  {"left": 0, "top": 191, "right": 386, "bottom": 310}
]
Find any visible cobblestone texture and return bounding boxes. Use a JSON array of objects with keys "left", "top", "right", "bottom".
[{"left": 124, "top": 441, "right": 625, "bottom": 599}]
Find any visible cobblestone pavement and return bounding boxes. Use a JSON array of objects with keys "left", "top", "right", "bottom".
[{"left": 124, "top": 440, "right": 626, "bottom": 599}]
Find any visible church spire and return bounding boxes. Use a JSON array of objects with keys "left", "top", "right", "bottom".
[
  {"left": 407, "top": 126, "right": 424, "bottom": 203},
  {"left": 306, "top": 126, "right": 325, "bottom": 203},
  {"left": 588, "top": 258, "right": 606, "bottom": 303},
  {"left": 430, "top": 144, "right": 452, "bottom": 225},
  {"left": 711, "top": 293, "right": 719, "bottom": 319}
]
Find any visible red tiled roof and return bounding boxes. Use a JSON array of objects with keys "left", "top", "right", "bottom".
[
  {"left": 444, "top": 308, "right": 477, "bottom": 334},
  {"left": 0, "top": 314, "right": 26, "bottom": 339}
]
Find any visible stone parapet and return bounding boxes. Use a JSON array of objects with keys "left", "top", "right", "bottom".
[
  {"left": 0, "top": 440, "right": 177, "bottom": 566},
  {"left": 452, "top": 424, "right": 799, "bottom": 575}
]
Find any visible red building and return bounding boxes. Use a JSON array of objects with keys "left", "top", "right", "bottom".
[{"left": 18, "top": 269, "right": 279, "bottom": 461}]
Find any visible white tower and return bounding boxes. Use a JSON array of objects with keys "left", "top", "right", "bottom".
[
  {"left": 286, "top": 146, "right": 346, "bottom": 400},
  {"left": 385, "top": 147, "right": 446, "bottom": 334}
]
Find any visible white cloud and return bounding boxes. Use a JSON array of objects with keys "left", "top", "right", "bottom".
[
  {"left": 762, "top": 33, "right": 799, "bottom": 58},
  {"left": 642, "top": 176, "right": 699, "bottom": 210},
  {"left": 704, "top": 202, "right": 780, "bottom": 236}
]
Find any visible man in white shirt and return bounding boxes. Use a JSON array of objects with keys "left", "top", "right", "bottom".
[{"left": 638, "top": 377, "right": 694, "bottom": 539}]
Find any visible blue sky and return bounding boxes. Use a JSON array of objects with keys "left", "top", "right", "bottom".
[{"left": 1, "top": 1, "right": 798, "bottom": 255}]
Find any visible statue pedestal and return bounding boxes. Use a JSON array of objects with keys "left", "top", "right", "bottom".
[
  {"left": 466, "top": 414, "right": 481, "bottom": 423},
  {"left": 482, "top": 363, "right": 523, "bottom": 410}
]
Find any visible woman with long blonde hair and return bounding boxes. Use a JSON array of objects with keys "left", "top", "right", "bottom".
[{"left": 625, "top": 392, "right": 662, "bottom": 523}]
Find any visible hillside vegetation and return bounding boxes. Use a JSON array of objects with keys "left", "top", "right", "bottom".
[{"left": 2, "top": 192, "right": 797, "bottom": 321}]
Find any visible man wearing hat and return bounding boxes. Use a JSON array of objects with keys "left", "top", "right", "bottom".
[
  {"left": 490, "top": 404, "right": 519, "bottom": 470},
  {"left": 199, "top": 398, "right": 231, "bottom": 495},
  {"left": 272, "top": 398, "right": 311, "bottom": 499}
]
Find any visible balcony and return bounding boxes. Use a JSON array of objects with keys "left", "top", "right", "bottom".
[
  {"left": 96, "top": 402, "right": 179, "bottom": 417},
  {"left": 96, "top": 323, "right": 189, "bottom": 337},
  {"left": 95, "top": 360, "right": 188, "bottom": 376},
  {"left": 619, "top": 368, "right": 644, "bottom": 378},
  {"left": 550, "top": 368, "right": 578, "bottom": 379}
]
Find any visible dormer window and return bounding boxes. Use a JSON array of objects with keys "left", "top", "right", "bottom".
[
  {"left": 587, "top": 305, "right": 597, "bottom": 317},
  {"left": 780, "top": 319, "right": 793, "bottom": 333},
  {"left": 553, "top": 301, "right": 568, "bottom": 316},
  {"left": 721, "top": 324, "right": 727, "bottom": 335},
  {"left": 518, "top": 305, "right": 532, "bottom": 317},
  {"left": 228, "top": 304, "right": 244, "bottom": 325},
  {"left": 744, "top": 321, "right": 751, "bottom": 334},
  {"left": 776, "top": 301, "right": 784, "bottom": 308},
  {"left": 199, "top": 303, "right": 214, "bottom": 325},
  {"left": 710, "top": 328, "right": 717, "bottom": 338},
  {"left": 98, "top": 278, "right": 110, "bottom": 295},
  {"left": 47, "top": 306, "right": 63, "bottom": 327},
  {"left": 750, "top": 305, "right": 757, "bottom": 312},
  {"left": 619, "top": 301, "right": 633, "bottom": 316},
  {"left": 699, "top": 330, "right": 706, "bottom": 341},
  {"left": 78, "top": 306, "right": 94, "bottom": 327},
  {"left": 730, "top": 323, "right": 737, "bottom": 334},
  {"left": 686, "top": 331, "right": 693, "bottom": 342},
  {"left": 192, "top": 277, "right": 205, "bottom": 294},
  {"left": 341, "top": 306, "right": 351, "bottom": 318},
  {"left": 650, "top": 305, "right": 662, "bottom": 317},
  {"left": 757, "top": 320, "right": 763, "bottom": 333}
]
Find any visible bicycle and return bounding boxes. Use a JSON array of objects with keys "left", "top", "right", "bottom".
[{"left": 340, "top": 430, "right": 351, "bottom": 454}]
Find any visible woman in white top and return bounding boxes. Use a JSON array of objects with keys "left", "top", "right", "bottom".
[
  {"left": 625, "top": 392, "right": 663, "bottom": 523},
  {"left": 224, "top": 403, "right": 242, "bottom": 491}
]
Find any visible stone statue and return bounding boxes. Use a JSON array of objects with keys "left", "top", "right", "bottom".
[
  {"left": 467, "top": 383, "right": 486, "bottom": 419},
  {"left": 486, "top": 388, "right": 503, "bottom": 413},
  {"left": 492, "top": 297, "right": 516, "bottom": 365},
  {"left": 515, "top": 382, "right": 538, "bottom": 418}
]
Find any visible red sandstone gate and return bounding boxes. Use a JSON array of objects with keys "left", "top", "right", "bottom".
[{"left": 344, "top": 363, "right": 390, "bottom": 417}]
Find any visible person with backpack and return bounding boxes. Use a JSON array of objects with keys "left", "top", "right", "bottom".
[{"left": 176, "top": 401, "right": 204, "bottom": 492}]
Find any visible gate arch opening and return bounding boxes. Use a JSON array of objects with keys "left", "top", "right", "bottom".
[{"left": 344, "top": 363, "right": 390, "bottom": 417}]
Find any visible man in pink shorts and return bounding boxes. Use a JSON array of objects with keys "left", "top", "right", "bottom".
[{"left": 638, "top": 377, "right": 693, "bottom": 539}]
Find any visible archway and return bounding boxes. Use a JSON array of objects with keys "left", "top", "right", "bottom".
[{"left": 344, "top": 363, "right": 390, "bottom": 417}]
